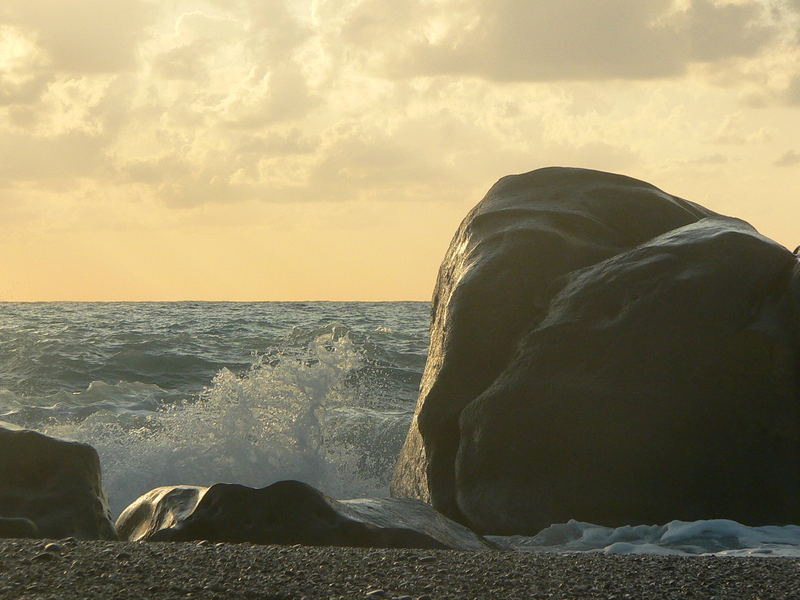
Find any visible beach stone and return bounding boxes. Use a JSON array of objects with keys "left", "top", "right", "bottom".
[
  {"left": 0, "top": 426, "right": 116, "bottom": 540},
  {"left": 391, "top": 166, "right": 800, "bottom": 534},
  {"left": 0, "top": 517, "right": 38, "bottom": 538},
  {"left": 32, "top": 552, "right": 54, "bottom": 562},
  {"left": 116, "top": 480, "right": 494, "bottom": 550}
]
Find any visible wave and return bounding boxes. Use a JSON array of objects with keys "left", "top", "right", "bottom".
[
  {"left": 0, "top": 381, "right": 179, "bottom": 424},
  {"left": 43, "top": 334, "right": 412, "bottom": 517}
]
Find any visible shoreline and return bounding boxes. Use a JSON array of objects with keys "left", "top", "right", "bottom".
[{"left": 3, "top": 538, "right": 799, "bottom": 599}]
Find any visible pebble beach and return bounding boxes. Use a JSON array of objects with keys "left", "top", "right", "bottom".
[{"left": 2, "top": 538, "right": 799, "bottom": 600}]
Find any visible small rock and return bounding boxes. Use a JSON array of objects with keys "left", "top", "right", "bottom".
[
  {"left": 418, "top": 556, "right": 435, "bottom": 563},
  {"left": 366, "top": 590, "right": 386, "bottom": 598},
  {"left": 43, "top": 542, "right": 62, "bottom": 552},
  {"left": 32, "top": 552, "right": 54, "bottom": 562},
  {"left": 116, "top": 552, "right": 132, "bottom": 560}
]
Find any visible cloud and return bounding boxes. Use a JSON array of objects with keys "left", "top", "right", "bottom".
[
  {"left": 786, "top": 75, "right": 800, "bottom": 104},
  {"left": 1, "top": 0, "right": 156, "bottom": 74},
  {"left": 0, "top": 130, "right": 109, "bottom": 184},
  {"left": 691, "top": 153, "right": 728, "bottom": 165},
  {"left": 774, "top": 149, "right": 800, "bottom": 167},
  {"left": 779, "top": 0, "right": 800, "bottom": 10},
  {"left": 681, "top": 0, "right": 775, "bottom": 62},
  {"left": 712, "top": 113, "right": 771, "bottom": 145},
  {"left": 152, "top": 12, "right": 246, "bottom": 82},
  {"left": 326, "top": 0, "right": 778, "bottom": 82},
  {"left": 234, "top": 129, "right": 318, "bottom": 157},
  {"left": 220, "top": 62, "right": 318, "bottom": 128},
  {"left": 0, "top": 0, "right": 792, "bottom": 219},
  {"left": 152, "top": 39, "right": 215, "bottom": 82},
  {"left": 0, "top": 25, "right": 51, "bottom": 106}
]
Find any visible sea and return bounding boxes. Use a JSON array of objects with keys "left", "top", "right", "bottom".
[{"left": 2, "top": 301, "right": 800, "bottom": 557}]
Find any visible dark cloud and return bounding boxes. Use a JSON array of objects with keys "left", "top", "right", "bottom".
[
  {"left": 0, "top": 74, "right": 50, "bottom": 106},
  {"left": 682, "top": 0, "right": 775, "bottom": 62},
  {"left": 0, "top": 130, "right": 109, "bottom": 184},
  {"left": 334, "top": 0, "right": 778, "bottom": 82},
  {"left": 3, "top": 0, "right": 156, "bottom": 74},
  {"left": 774, "top": 149, "right": 800, "bottom": 166},
  {"left": 786, "top": 76, "right": 800, "bottom": 104}
]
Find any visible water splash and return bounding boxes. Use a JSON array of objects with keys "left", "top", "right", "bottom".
[{"left": 46, "top": 334, "right": 401, "bottom": 517}]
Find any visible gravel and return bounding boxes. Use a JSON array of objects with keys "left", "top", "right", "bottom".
[{"left": 0, "top": 538, "right": 798, "bottom": 599}]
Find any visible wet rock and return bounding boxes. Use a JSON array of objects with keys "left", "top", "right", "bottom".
[
  {"left": 116, "top": 480, "right": 493, "bottom": 550},
  {"left": 0, "top": 426, "right": 116, "bottom": 540},
  {"left": 391, "top": 166, "right": 800, "bottom": 534},
  {"left": 114, "top": 485, "right": 205, "bottom": 542}
]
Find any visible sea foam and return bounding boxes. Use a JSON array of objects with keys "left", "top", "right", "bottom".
[
  {"left": 490, "top": 519, "right": 800, "bottom": 556},
  {"left": 45, "top": 334, "right": 405, "bottom": 517}
]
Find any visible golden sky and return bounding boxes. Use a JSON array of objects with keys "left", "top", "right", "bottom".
[{"left": 1, "top": 0, "right": 799, "bottom": 301}]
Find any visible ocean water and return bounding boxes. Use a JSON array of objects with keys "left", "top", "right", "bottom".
[
  {"left": 0, "top": 302, "right": 426, "bottom": 515},
  {"left": 2, "top": 301, "right": 800, "bottom": 556}
]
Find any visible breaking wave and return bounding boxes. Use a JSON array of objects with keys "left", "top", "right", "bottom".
[{"left": 45, "top": 333, "right": 411, "bottom": 517}]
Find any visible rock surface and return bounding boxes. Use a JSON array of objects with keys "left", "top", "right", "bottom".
[
  {"left": 116, "top": 479, "right": 493, "bottom": 550},
  {"left": 0, "top": 425, "right": 116, "bottom": 540},
  {"left": 0, "top": 517, "right": 38, "bottom": 538},
  {"left": 391, "top": 166, "right": 800, "bottom": 534}
]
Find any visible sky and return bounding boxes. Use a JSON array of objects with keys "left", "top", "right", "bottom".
[{"left": 1, "top": 0, "right": 799, "bottom": 301}]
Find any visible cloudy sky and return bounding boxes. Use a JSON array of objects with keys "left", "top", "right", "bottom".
[{"left": 2, "top": 0, "right": 799, "bottom": 300}]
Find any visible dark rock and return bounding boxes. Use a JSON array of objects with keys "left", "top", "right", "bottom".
[
  {"left": 391, "top": 166, "right": 800, "bottom": 534},
  {"left": 0, "top": 517, "right": 38, "bottom": 538},
  {"left": 116, "top": 480, "right": 494, "bottom": 550},
  {"left": 0, "top": 426, "right": 116, "bottom": 540}
]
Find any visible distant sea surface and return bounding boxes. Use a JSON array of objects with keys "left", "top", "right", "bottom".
[{"left": 3, "top": 301, "right": 800, "bottom": 557}]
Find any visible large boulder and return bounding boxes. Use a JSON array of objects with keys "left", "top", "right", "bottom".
[
  {"left": 116, "top": 480, "right": 494, "bottom": 550},
  {"left": 0, "top": 425, "right": 116, "bottom": 539},
  {"left": 391, "top": 167, "right": 800, "bottom": 534}
]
